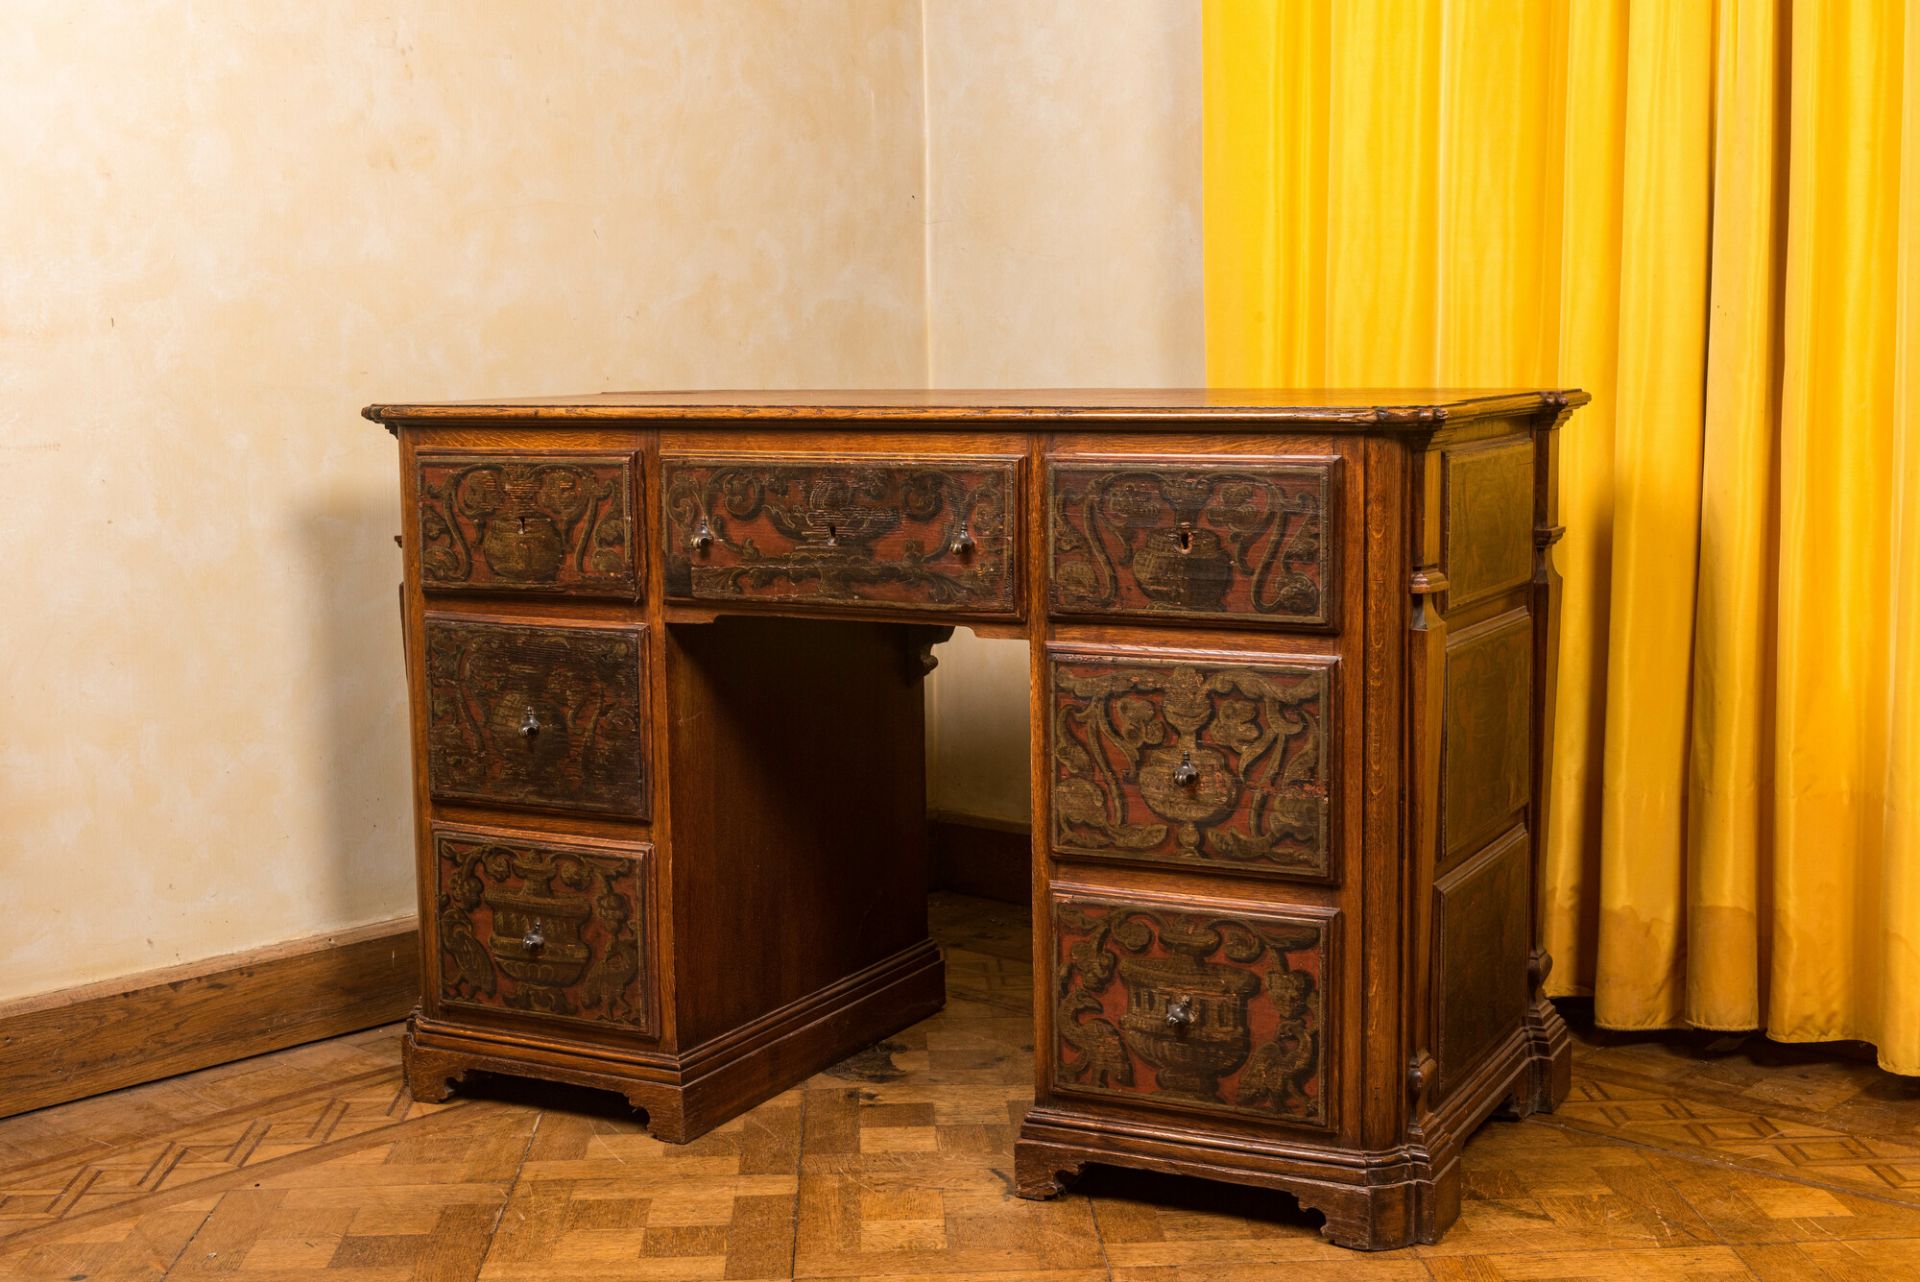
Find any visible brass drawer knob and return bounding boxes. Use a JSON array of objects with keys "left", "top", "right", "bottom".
[
  {"left": 1172, "top": 751, "right": 1199, "bottom": 786},
  {"left": 519, "top": 707, "right": 541, "bottom": 739},
  {"left": 1165, "top": 995, "right": 1194, "bottom": 1029},
  {"left": 950, "top": 521, "right": 975, "bottom": 555},
  {"left": 522, "top": 923, "right": 545, "bottom": 952},
  {"left": 690, "top": 520, "right": 714, "bottom": 553}
]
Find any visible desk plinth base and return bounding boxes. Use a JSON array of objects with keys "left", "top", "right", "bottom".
[
  {"left": 402, "top": 938, "right": 945, "bottom": 1144},
  {"left": 1014, "top": 1000, "right": 1571, "bottom": 1251}
]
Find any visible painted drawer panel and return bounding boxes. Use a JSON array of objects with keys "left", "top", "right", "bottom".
[
  {"left": 1049, "top": 650, "right": 1335, "bottom": 881},
  {"left": 1050, "top": 890, "right": 1334, "bottom": 1129},
  {"left": 416, "top": 452, "right": 641, "bottom": 597},
  {"left": 424, "top": 617, "right": 649, "bottom": 817},
  {"left": 433, "top": 825, "right": 654, "bottom": 1035},
  {"left": 1047, "top": 458, "right": 1336, "bottom": 627},
  {"left": 661, "top": 455, "right": 1020, "bottom": 616}
]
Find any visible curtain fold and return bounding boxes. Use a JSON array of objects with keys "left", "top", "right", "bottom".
[{"left": 1202, "top": 0, "right": 1920, "bottom": 1073}]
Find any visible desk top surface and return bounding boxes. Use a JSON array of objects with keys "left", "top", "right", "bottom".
[{"left": 364, "top": 387, "right": 1587, "bottom": 429}]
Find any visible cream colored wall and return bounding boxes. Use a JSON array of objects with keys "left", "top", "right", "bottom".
[
  {"left": 921, "top": 2, "right": 1206, "bottom": 822},
  {"left": 0, "top": 1, "right": 927, "bottom": 1003},
  {"left": 0, "top": 1, "right": 1199, "bottom": 1003}
]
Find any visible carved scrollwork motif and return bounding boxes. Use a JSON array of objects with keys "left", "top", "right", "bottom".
[
  {"left": 416, "top": 454, "right": 639, "bottom": 595},
  {"left": 435, "top": 829, "right": 652, "bottom": 1032},
  {"left": 1048, "top": 462, "right": 1333, "bottom": 625},
  {"left": 1052, "top": 896, "right": 1328, "bottom": 1126},
  {"left": 661, "top": 457, "right": 1018, "bottom": 613},
  {"left": 1050, "top": 654, "right": 1333, "bottom": 877},
  {"left": 424, "top": 619, "right": 648, "bottom": 816}
]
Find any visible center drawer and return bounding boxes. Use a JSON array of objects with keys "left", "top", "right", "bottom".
[{"left": 660, "top": 454, "right": 1022, "bottom": 617}]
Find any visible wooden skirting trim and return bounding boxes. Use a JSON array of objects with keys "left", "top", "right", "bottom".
[
  {"left": 929, "top": 813, "right": 1030, "bottom": 905},
  {"left": 0, "top": 918, "right": 418, "bottom": 1120}
]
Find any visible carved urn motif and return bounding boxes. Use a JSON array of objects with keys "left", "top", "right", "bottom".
[
  {"left": 483, "top": 852, "right": 593, "bottom": 987},
  {"left": 1117, "top": 919, "right": 1259, "bottom": 1101},
  {"left": 1129, "top": 523, "right": 1232, "bottom": 611}
]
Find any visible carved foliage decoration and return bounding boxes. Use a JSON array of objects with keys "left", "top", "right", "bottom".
[
  {"left": 435, "top": 828, "right": 652, "bottom": 1033},
  {"left": 417, "top": 454, "right": 639, "bottom": 596},
  {"left": 1052, "top": 896, "right": 1329, "bottom": 1126},
  {"left": 1050, "top": 654, "right": 1333, "bottom": 878},
  {"left": 424, "top": 618, "right": 648, "bottom": 817},
  {"left": 1049, "top": 461, "right": 1333, "bottom": 626},
  {"left": 662, "top": 456, "right": 1019, "bottom": 614}
]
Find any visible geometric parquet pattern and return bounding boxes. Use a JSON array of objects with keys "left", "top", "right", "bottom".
[{"left": 3, "top": 895, "right": 1918, "bottom": 1281}]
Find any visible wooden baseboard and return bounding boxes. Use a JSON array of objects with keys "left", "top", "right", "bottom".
[
  {"left": 929, "top": 813, "right": 1030, "bottom": 904},
  {"left": 0, "top": 918, "right": 419, "bottom": 1120}
]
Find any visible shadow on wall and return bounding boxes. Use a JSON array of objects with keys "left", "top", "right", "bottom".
[{"left": 297, "top": 487, "right": 416, "bottom": 931}]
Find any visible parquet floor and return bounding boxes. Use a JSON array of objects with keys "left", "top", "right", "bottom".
[{"left": 4, "top": 895, "right": 1919, "bottom": 1281}]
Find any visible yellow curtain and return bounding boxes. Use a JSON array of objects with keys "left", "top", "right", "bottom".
[{"left": 1203, "top": 0, "right": 1920, "bottom": 1073}]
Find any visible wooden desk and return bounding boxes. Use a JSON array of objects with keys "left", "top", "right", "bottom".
[{"left": 366, "top": 388, "right": 1586, "bottom": 1249}]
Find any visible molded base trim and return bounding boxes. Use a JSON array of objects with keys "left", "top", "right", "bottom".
[
  {"left": 1014, "top": 1001, "right": 1572, "bottom": 1251},
  {"left": 404, "top": 937, "right": 945, "bottom": 1142}
]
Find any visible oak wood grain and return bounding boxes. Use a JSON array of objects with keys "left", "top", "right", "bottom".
[{"left": 0, "top": 919, "right": 416, "bottom": 1120}]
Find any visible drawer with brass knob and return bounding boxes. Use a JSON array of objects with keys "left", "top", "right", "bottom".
[
  {"left": 422, "top": 615, "right": 649, "bottom": 818},
  {"left": 1046, "top": 458, "right": 1338, "bottom": 628},
  {"left": 660, "top": 454, "right": 1022, "bottom": 618},
  {"left": 1047, "top": 648, "right": 1338, "bottom": 883},
  {"left": 1046, "top": 887, "right": 1338, "bottom": 1130},
  {"left": 430, "top": 823, "right": 655, "bottom": 1037}
]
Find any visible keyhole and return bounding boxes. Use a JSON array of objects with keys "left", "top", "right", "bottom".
[
  {"left": 827, "top": 523, "right": 839, "bottom": 545},
  {"left": 1176, "top": 524, "right": 1194, "bottom": 553},
  {"left": 518, "top": 515, "right": 527, "bottom": 534}
]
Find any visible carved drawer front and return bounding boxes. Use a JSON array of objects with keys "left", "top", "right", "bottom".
[
  {"left": 1047, "top": 459, "right": 1336, "bottom": 627},
  {"left": 433, "top": 825, "right": 655, "bottom": 1035},
  {"left": 416, "top": 452, "right": 641, "bottom": 597},
  {"left": 1049, "top": 651, "right": 1335, "bottom": 881},
  {"left": 424, "top": 617, "right": 649, "bottom": 817},
  {"left": 661, "top": 454, "right": 1021, "bottom": 616},
  {"left": 1050, "top": 891, "right": 1334, "bottom": 1129}
]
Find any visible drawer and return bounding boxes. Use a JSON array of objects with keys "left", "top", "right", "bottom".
[
  {"left": 415, "top": 451, "right": 641, "bottom": 598},
  {"left": 1047, "top": 458, "right": 1337, "bottom": 627},
  {"left": 1048, "top": 889, "right": 1335, "bottom": 1129},
  {"left": 661, "top": 454, "right": 1020, "bottom": 617},
  {"left": 432, "top": 824, "right": 655, "bottom": 1035},
  {"left": 423, "top": 616, "right": 649, "bottom": 817},
  {"left": 1049, "top": 650, "right": 1336, "bottom": 881}
]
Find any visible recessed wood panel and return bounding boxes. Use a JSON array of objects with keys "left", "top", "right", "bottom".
[
  {"left": 424, "top": 617, "right": 649, "bottom": 817},
  {"left": 1050, "top": 891, "right": 1334, "bottom": 1128},
  {"left": 660, "top": 455, "right": 1020, "bottom": 616},
  {"left": 1433, "top": 827, "right": 1531, "bottom": 1098},
  {"left": 1049, "top": 651, "right": 1335, "bottom": 880},
  {"left": 1047, "top": 459, "right": 1336, "bottom": 627},
  {"left": 416, "top": 452, "right": 640, "bottom": 597},
  {"left": 433, "top": 825, "right": 654, "bottom": 1036},
  {"left": 1440, "top": 611, "right": 1532, "bottom": 863},
  {"left": 1443, "top": 438, "right": 1534, "bottom": 607}
]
